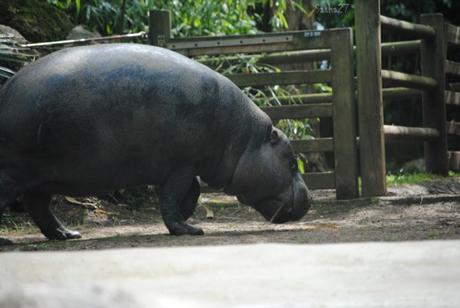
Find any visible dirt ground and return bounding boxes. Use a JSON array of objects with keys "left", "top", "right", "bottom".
[{"left": 1, "top": 177, "right": 460, "bottom": 252}]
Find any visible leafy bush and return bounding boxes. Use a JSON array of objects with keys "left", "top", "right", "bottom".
[{"left": 47, "top": 0, "right": 300, "bottom": 37}]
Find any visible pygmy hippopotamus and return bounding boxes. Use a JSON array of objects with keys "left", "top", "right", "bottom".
[{"left": 0, "top": 44, "right": 311, "bottom": 241}]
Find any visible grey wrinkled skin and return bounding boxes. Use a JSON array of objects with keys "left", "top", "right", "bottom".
[{"left": 0, "top": 44, "right": 311, "bottom": 241}]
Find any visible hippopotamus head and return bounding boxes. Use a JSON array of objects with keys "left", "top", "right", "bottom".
[{"left": 226, "top": 126, "right": 312, "bottom": 223}]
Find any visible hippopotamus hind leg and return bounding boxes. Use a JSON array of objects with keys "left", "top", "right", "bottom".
[
  {"left": 0, "top": 173, "right": 20, "bottom": 216},
  {"left": 179, "top": 177, "right": 200, "bottom": 221},
  {"left": 23, "top": 191, "right": 81, "bottom": 240},
  {"left": 0, "top": 173, "right": 21, "bottom": 245},
  {"left": 159, "top": 166, "right": 204, "bottom": 235}
]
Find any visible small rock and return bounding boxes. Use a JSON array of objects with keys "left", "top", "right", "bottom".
[{"left": 67, "top": 25, "right": 101, "bottom": 40}]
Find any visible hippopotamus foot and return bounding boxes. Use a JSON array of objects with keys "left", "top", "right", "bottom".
[
  {"left": 159, "top": 166, "right": 204, "bottom": 236},
  {"left": 45, "top": 227, "right": 82, "bottom": 240},
  {"left": 166, "top": 221, "right": 204, "bottom": 236},
  {"left": 23, "top": 191, "right": 81, "bottom": 240},
  {"left": 179, "top": 177, "right": 200, "bottom": 221}
]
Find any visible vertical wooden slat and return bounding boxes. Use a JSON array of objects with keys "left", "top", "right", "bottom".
[
  {"left": 355, "top": 0, "right": 387, "bottom": 197},
  {"left": 420, "top": 14, "right": 449, "bottom": 175},
  {"left": 330, "top": 28, "right": 359, "bottom": 199},
  {"left": 149, "top": 10, "right": 171, "bottom": 46}
]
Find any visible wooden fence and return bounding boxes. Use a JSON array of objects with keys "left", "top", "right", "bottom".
[
  {"left": 150, "top": 5, "right": 458, "bottom": 199},
  {"left": 355, "top": 0, "right": 456, "bottom": 196},
  {"left": 149, "top": 10, "right": 359, "bottom": 199},
  {"left": 445, "top": 20, "right": 460, "bottom": 170}
]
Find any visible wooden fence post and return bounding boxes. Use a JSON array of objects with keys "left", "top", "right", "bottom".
[
  {"left": 355, "top": 0, "right": 387, "bottom": 196},
  {"left": 149, "top": 10, "right": 171, "bottom": 46},
  {"left": 330, "top": 28, "right": 359, "bottom": 199},
  {"left": 420, "top": 14, "right": 449, "bottom": 176}
]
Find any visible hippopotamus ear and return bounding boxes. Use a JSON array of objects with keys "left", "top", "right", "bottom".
[{"left": 269, "top": 128, "right": 280, "bottom": 144}]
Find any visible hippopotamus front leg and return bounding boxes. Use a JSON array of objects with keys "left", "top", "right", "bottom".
[
  {"left": 159, "top": 167, "right": 204, "bottom": 235},
  {"left": 179, "top": 177, "right": 200, "bottom": 221},
  {"left": 23, "top": 192, "right": 81, "bottom": 240}
]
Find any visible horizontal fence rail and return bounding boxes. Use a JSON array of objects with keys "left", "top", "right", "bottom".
[
  {"left": 202, "top": 170, "right": 337, "bottom": 191},
  {"left": 198, "top": 40, "right": 420, "bottom": 69},
  {"left": 447, "top": 121, "right": 460, "bottom": 136},
  {"left": 199, "top": 40, "right": 420, "bottom": 67},
  {"left": 197, "top": 49, "right": 330, "bottom": 69},
  {"left": 381, "top": 69, "right": 437, "bottom": 89},
  {"left": 261, "top": 104, "right": 333, "bottom": 120},
  {"left": 446, "top": 91, "right": 460, "bottom": 106},
  {"left": 166, "top": 30, "right": 338, "bottom": 57},
  {"left": 256, "top": 49, "right": 331, "bottom": 64},
  {"left": 380, "top": 15, "right": 436, "bottom": 39},
  {"left": 381, "top": 40, "right": 421, "bottom": 55},
  {"left": 254, "top": 93, "right": 332, "bottom": 105},
  {"left": 228, "top": 70, "right": 332, "bottom": 87},
  {"left": 445, "top": 60, "right": 460, "bottom": 76},
  {"left": 382, "top": 87, "right": 422, "bottom": 99},
  {"left": 447, "top": 24, "right": 460, "bottom": 46},
  {"left": 233, "top": 49, "right": 331, "bottom": 65},
  {"left": 383, "top": 125, "right": 440, "bottom": 142},
  {"left": 291, "top": 138, "right": 334, "bottom": 153},
  {"left": 302, "top": 172, "right": 335, "bottom": 190},
  {"left": 449, "top": 83, "right": 460, "bottom": 92}
]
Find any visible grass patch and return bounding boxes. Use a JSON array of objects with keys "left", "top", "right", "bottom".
[
  {"left": 386, "top": 172, "right": 437, "bottom": 187},
  {"left": 0, "top": 214, "right": 36, "bottom": 235},
  {"left": 386, "top": 171, "right": 460, "bottom": 187}
]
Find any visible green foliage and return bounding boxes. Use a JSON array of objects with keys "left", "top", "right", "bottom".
[
  {"left": 161, "top": 0, "right": 258, "bottom": 37},
  {"left": 312, "top": 0, "right": 456, "bottom": 29},
  {"left": 47, "top": 0, "right": 309, "bottom": 36},
  {"left": 386, "top": 172, "right": 435, "bottom": 187},
  {"left": 381, "top": 0, "right": 453, "bottom": 22},
  {"left": 47, "top": 0, "right": 258, "bottom": 36}
]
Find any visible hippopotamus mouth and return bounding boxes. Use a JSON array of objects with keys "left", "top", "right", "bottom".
[
  {"left": 253, "top": 196, "right": 306, "bottom": 224},
  {"left": 238, "top": 175, "right": 311, "bottom": 224}
]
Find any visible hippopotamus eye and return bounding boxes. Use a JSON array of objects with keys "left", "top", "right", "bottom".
[{"left": 270, "top": 129, "right": 280, "bottom": 144}]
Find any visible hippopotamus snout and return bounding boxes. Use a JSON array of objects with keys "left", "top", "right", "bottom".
[
  {"left": 292, "top": 174, "right": 312, "bottom": 219},
  {"left": 243, "top": 173, "right": 311, "bottom": 224}
]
